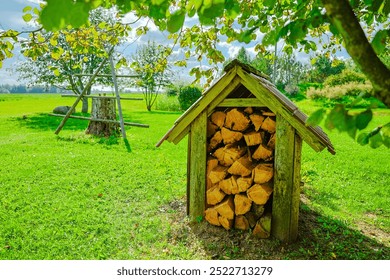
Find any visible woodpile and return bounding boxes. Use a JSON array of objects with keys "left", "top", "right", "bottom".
[{"left": 205, "top": 107, "right": 276, "bottom": 238}]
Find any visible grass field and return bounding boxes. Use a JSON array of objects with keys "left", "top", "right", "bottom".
[{"left": 0, "top": 93, "right": 389, "bottom": 260}]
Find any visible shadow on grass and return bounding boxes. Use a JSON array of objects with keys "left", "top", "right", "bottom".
[
  {"left": 13, "top": 113, "right": 87, "bottom": 132},
  {"left": 165, "top": 199, "right": 389, "bottom": 260},
  {"left": 14, "top": 113, "right": 126, "bottom": 149}
]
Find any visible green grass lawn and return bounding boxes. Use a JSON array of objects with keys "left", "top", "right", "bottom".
[{"left": 0, "top": 93, "right": 389, "bottom": 260}]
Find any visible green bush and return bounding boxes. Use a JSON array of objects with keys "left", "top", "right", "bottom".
[
  {"left": 165, "top": 86, "right": 179, "bottom": 97},
  {"left": 306, "top": 82, "right": 372, "bottom": 100},
  {"left": 324, "top": 69, "right": 367, "bottom": 87},
  {"left": 298, "top": 83, "right": 323, "bottom": 93},
  {"left": 154, "top": 94, "right": 181, "bottom": 111},
  {"left": 178, "top": 85, "right": 202, "bottom": 111}
]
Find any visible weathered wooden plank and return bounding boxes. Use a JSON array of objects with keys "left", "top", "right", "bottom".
[
  {"left": 165, "top": 67, "right": 238, "bottom": 143},
  {"left": 206, "top": 77, "right": 243, "bottom": 115},
  {"left": 189, "top": 110, "right": 207, "bottom": 221},
  {"left": 290, "top": 133, "right": 302, "bottom": 240},
  {"left": 61, "top": 94, "right": 143, "bottom": 101},
  {"left": 217, "top": 98, "right": 264, "bottom": 107},
  {"left": 73, "top": 73, "right": 139, "bottom": 78},
  {"left": 236, "top": 67, "right": 327, "bottom": 152},
  {"left": 272, "top": 114, "right": 299, "bottom": 243},
  {"left": 49, "top": 114, "right": 149, "bottom": 127}
]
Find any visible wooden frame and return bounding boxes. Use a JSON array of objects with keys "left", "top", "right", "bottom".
[{"left": 157, "top": 60, "right": 334, "bottom": 243}]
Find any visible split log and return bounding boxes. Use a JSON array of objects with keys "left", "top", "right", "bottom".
[
  {"left": 252, "top": 144, "right": 273, "bottom": 161},
  {"left": 252, "top": 164, "right": 274, "bottom": 184},
  {"left": 204, "top": 208, "right": 220, "bottom": 226},
  {"left": 207, "top": 120, "right": 219, "bottom": 137},
  {"left": 213, "top": 144, "right": 246, "bottom": 166},
  {"left": 235, "top": 215, "right": 250, "bottom": 230},
  {"left": 218, "top": 216, "right": 234, "bottom": 230},
  {"left": 207, "top": 186, "right": 226, "bottom": 205},
  {"left": 267, "top": 133, "right": 276, "bottom": 150},
  {"left": 244, "top": 212, "right": 258, "bottom": 228},
  {"left": 209, "top": 165, "right": 229, "bottom": 184},
  {"left": 228, "top": 155, "right": 254, "bottom": 177},
  {"left": 234, "top": 194, "right": 252, "bottom": 215},
  {"left": 207, "top": 157, "right": 219, "bottom": 189},
  {"left": 219, "top": 176, "right": 239, "bottom": 195},
  {"left": 261, "top": 117, "right": 276, "bottom": 133},
  {"left": 243, "top": 131, "right": 262, "bottom": 146},
  {"left": 244, "top": 107, "right": 253, "bottom": 114},
  {"left": 252, "top": 213, "right": 271, "bottom": 238},
  {"left": 209, "top": 131, "right": 223, "bottom": 150},
  {"left": 210, "top": 111, "right": 226, "bottom": 128},
  {"left": 236, "top": 176, "right": 253, "bottom": 192},
  {"left": 262, "top": 111, "right": 276, "bottom": 117},
  {"left": 247, "top": 184, "right": 273, "bottom": 205},
  {"left": 215, "top": 196, "right": 235, "bottom": 219},
  {"left": 249, "top": 114, "right": 265, "bottom": 131},
  {"left": 224, "top": 108, "right": 250, "bottom": 131},
  {"left": 251, "top": 203, "right": 265, "bottom": 218},
  {"left": 221, "top": 127, "right": 243, "bottom": 144}
]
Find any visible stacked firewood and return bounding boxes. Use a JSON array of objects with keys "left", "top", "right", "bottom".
[{"left": 205, "top": 107, "right": 276, "bottom": 238}]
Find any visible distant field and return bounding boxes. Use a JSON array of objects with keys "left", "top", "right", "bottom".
[{"left": 0, "top": 93, "right": 389, "bottom": 260}]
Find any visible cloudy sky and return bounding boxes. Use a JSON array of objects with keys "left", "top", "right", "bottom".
[{"left": 0, "top": 1, "right": 349, "bottom": 86}]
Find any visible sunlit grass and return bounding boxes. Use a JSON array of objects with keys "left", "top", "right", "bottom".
[{"left": 0, "top": 93, "right": 388, "bottom": 259}]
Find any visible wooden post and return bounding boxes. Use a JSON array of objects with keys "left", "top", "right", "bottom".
[
  {"left": 109, "top": 55, "right": 130, "bottom": 151},
  {"left": 272, "top": 114, "right": 302, "bottom": 243},
  {"left": 188, "top": 111, "right": 207, "bottom": 221}
]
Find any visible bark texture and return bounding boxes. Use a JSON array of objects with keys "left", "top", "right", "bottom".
[{"left": 85, "top": 97, "right": 118, "bottom": 136}]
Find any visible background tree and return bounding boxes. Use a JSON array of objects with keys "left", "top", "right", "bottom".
[
  {"left": 18, "top": 8, "right": 129, "bottom": 113},
  {"left": 130, "top": 41, "right": 172, "bottom": 111},
  {"left": 308, "top": 55, "right": 346, "bottom": 83}
]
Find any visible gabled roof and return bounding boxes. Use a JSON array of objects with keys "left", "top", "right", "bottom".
[{"left": 156, "top": 59, "right": 335, "bottom": 155}]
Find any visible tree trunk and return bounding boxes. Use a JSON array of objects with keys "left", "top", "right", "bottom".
[{"left": 85, "top": 97, "right": 118, "bottom": 137}]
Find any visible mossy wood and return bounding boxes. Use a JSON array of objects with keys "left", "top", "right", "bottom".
[{"left": 157, "top": 59, "right": 334, "bottom": 243}]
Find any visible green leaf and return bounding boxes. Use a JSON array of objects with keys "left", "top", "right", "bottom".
[
  {"left": 306, "top": 108, "right": 326, "bottom": 126},
  {"left": 380, "top": 123, "right": 390, "bottom": 148},
  {"left": 355, "top": 109, "right": 373, "bottom": 130},
  {"left": 200, "top": 0, "right": 225, "bottom": 19},
  {"left": 369, "top": 132, "right": 383, "bottom": 148},
  {"left": 371, "top": 29, "right": 389, "bottom": 54},
  {"left": 23, "top": 14, "right": 33, "bottom": 22},
  {"left": 357, "top": 132, "right": 370, "bottom": 146},
  {"left": 52, "top": 68, "right": 60, "bottom": 76},
  {"left": 50, "top": 37, "right": 58, "bottom": 46},
  {"left": 167, "top": 10, "right": 185, "bottom": 33},
  {"left": 23, "top": 6, "right": 32, "bottom": 13},
  {"left": 40, "top": 0, "right": 90, "bottom": 30},
  {"left": 325, "top": 104, "right": 347, "bottom": 131},
  {"left": 264, "top": 0, "right": 277, "bottom": 8}
]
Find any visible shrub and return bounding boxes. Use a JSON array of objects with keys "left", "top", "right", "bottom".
[
  {"left": 324, "top": 69, "right": 367, "bottom": 87},
  {"left": 178, "top": 85, "right": 202, "bottom": 111},
  {"left": 284, "top": 83, "right": 299, "bottom": 95},
  {"left": 306, "top": 82, "right": 373, "bottom": 100},
  {"left": 165, "top": 86, "right": 179, "bottom": 97},
  {"left": 154, "top": 94, "right": 181, "bottom": 111},
  {"left": 298, "top": 83, "right": 323, "bottom": 93}
]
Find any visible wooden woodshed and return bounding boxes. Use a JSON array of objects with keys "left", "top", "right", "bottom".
[{"left": 156, "top": 60, "right": 335, "bottom": 243}]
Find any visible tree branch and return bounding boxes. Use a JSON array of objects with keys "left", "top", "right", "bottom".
[{"left": 321, "top": 0, "right": 390, "bottom": 107}]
